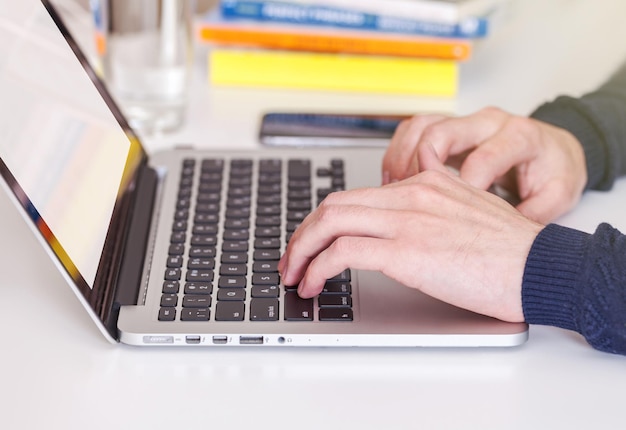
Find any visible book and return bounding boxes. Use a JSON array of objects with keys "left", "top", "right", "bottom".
[
  {"left": 218, "top": 0, "right": 489, "bottom": 39},
  {"left": 208, "top": 48, "right": 458, "bottom": 96},
  {"left": 199, "top": 19, "right": 472, "bottom": 60},
  {"left": 279, "top": 0, "right": 503, "bottom": 24}
]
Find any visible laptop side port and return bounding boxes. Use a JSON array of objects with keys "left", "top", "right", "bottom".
[
  {"left": 239, "top": 336, "right": 264, "bottom": 345},
  {"left": 185, "top": 335, "right": 201, "bottom": 344},
  {"left": 212, "top": 335, "right": 228, "bottom": 345}
]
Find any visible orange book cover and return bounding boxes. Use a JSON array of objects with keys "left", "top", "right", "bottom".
[{"left": 199, "top": 22, "right": 472, "bottom": 61}]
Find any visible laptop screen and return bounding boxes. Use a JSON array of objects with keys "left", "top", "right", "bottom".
[{"left": 0, "top": 1, "right": 145, "bottom": 296}]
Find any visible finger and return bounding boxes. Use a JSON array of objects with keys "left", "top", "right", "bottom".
[
  {"left": 383, "top": 114, "right": 447, "bottom": 183},
  {"left": 413, "top": 140, "right": 450, "bottom": 174},
  {"left": 281, "top": 203, "right": 398, "bottom": 286},
  {"left": 297, "top": 236, "right": 395, "bottom": 298},
  {"left": 515, "top": 182, "right": 579, "bottom": 224},
  {"left": 415, "top": 107, "right": 510, "bottom": 169},
  {"left": 458, "top": 123, "right": 536, "bottom": 190},
  {"left": 383, "top": 118, "right": 414, "bottom": 184}
]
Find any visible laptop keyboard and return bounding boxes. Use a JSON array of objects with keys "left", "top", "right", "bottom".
[{"left": 158, "top": 157, "right": 354, "bottom": 323}]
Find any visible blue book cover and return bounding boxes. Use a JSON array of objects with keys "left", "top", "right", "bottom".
[{"left": 218, "top": 0, "right": 489, "bottom": 39}]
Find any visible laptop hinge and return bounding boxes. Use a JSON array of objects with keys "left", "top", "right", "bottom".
[{"left": 113, "top": 164, "right": 158, "bottom": 307}]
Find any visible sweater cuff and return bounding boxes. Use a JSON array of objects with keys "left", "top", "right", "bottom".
[
  {"left": 522, "top": 224, "right": 590, "bottom": 331},
  {"left": 530, "top": 96, "right": 609, "bottom": 191}
]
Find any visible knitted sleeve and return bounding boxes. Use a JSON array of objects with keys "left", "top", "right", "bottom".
[
  {"left": 522, "top": 223, "right": 626, "bottom": 354},
  {"left": 522, "top": 62, "right": 626, "bottom": 354},
  {"left": 530, "top": 60, "right": 626, "bottom": 191}
]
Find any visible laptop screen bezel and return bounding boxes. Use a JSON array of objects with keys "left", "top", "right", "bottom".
[{"left": 0, "top": 0, "right": 150, "bottom": 341}]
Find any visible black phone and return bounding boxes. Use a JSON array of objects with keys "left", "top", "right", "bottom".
[{"left": 259, "top": 112, "right": 413, "bottom": 147}]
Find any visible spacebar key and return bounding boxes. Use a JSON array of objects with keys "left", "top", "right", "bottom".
[{"left": 284, "top": 291, "right": 313, "bottom": 321}]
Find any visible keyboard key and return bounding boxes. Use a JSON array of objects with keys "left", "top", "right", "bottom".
[
  {"left": 194, "top": 213, "right": 219, "bottom": 224},
  {"left": 192, "top": 224, "right": 218, "bottom": 235},
  {"left": 224, "top": 219, "right": 249, "bottom": 229},
  {"left": 187, "top": 258, "right": 215, "bottom": 270},
  {"left": 250, "top": 298, "right": 279, "bottom": 321},
  {"left": 168, "top": 243, "right": 185, "bottom": 255},
  {"left": 184, "top": 282, "right": 213, "bottom": 295},
  {"left": 255, "top": 216, "right": 280, "bottom": 227},
  {"left": 252, "top": 261, "right": 279, "bottom": 273},
  {"left": 219, "top": 263, "right": 247, "bottom": 276},
  {"left": 284, "top": 292, "right": 313, "bottom": 321},
  {"left": 160, "top": 294, "right": 178, "bottom": 307},
  {"left": 162, "top": 281, "right": 180, "bottom": 294},
  {"left": 189, "top": 247, "right": 216, "bottom": 258},
  {"left": 170, "top": 232, "right": 186, "bottom": 243},
  {"left": 222, "top": 241, "right": 248, "bottom": 252},
  {"left": 186, "top": 269, "right": 214, "bottom": 282},
  {"left": 182, "top": 295, "right": 212, "bottom": 308},
  {"left": 256, "top": 205, "right": 281, "bottom": 216},
  {"left": 158, "top": 308, "right": 176, "bottom": 321},
  {"left": 223, "top": 230, "right": 249, "bottom": 241},
  {"left": 190, "top": 235, "right": 217, "bottom": 247},
  {"left": 319, "top": 308, "right": 353, "bottom": 321},
  {"left": 252, "top": 273, "right": 280, "bottom": 285},
  {"left": 218, "top": 276, "right": 247, "bottom": 288},
  {"left": 172, "top": 220, "right": 187, "bottom": 231},
  {"left": 217, "top": 288, "right": 246, "bottom": 301},
  {"left": 253, "top": 249, "right": 280, "bottom": 260},
  {"left": 201, "top": 158, "right": 224, "bottom": 173},
  {"left": 215, "top": 302, "right": 245, "bottom": 321},
  {"left": 288, "top": 159, "right": 311, "bottom": 179},
  {"left": 251, "top": 285, "right": 279, "bottom": 298},
  {"left": 166, "top": 256, "right": 183, "bottom": 268},
  {"left": 322, "top": 282, "right": 352, "bottom": 295},
  {"left": 164, "top": 268, "right": 181, "bottom": 281},
  {"left": 318, "top": 295, "right": 352, "bottom": 308},
  {"left": 255, "top": 226, "right": 281, "bottom": 238},
  {"left": 287, "top": 200, "right": 311, "bottom": 211},
  {"left": 181, "top": 308, "right": 211, "bottom": 321},
  {"left": 221, "top": 252, "right": 248, "bottom": 264},
  {"left": 254, "top": 238, "right": 281, "bottom": 249},
  {"left": 328, "top": 269, "right": 351, "bottom": 282}
]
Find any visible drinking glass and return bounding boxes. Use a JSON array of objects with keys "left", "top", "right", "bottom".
[{"left": 93, "top": 0, "right": 195, "bottom": 134}]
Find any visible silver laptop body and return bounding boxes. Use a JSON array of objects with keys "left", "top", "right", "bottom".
[{"left": 0, "top": 0, "right": 528, "bottom": 347}]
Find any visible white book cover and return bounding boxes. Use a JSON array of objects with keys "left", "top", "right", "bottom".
[{"left": 284, "top": 0, "right": 505, "bottom": 23}]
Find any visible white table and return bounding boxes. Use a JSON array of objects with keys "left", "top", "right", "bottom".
[{"left": 2, "top": 0, "right": 626, "bottom": 428}]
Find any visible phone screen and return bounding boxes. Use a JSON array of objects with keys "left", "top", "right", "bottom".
[{"left": 259, "top": 112, "right": 413, "bottom": 147}]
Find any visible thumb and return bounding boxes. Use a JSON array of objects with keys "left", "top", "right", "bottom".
[
  {"left": 416, "top": 141, "right": 449, "bottom": 174},
  {"left": 515, "top": 194, "right": 559, "bottom": 225}
]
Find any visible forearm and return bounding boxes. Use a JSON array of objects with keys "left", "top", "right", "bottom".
[
  {"left": 522, "top": 223, "right": 626, "bottom": 354},
  {"left": 530, "top": 61, "right": 626, "bottom": 191}
]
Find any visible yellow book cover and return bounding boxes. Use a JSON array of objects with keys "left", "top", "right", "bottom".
[
  {"left": 209, "top": 49, "right": 458, "bottom": 96},
  {"left": 199, "top": 22, "right": 472, "bottom": 61}
]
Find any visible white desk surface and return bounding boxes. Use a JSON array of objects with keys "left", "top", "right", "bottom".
[{"left": 2, "top": 0, "right": 626, "bottom": 428}]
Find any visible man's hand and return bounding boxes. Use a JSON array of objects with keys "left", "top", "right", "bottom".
[
  {"left": 383, "top": 107, "right": 587, "bottom": 224},
  {"left": 279, "top": 170, "right": 543, "bottom": 323}
]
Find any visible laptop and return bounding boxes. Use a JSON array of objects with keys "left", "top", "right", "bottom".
[{"left": 0, "top": 0, "right": 528, "bottom": 347}]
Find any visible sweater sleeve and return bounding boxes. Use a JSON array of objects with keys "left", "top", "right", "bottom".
[
  {"left": 530, "top": 60, "right": 626, "bottom": 191},
  {"left": 522, "top": 62, "right": 626, "bottom": 354},
  {"left": 522, "top": 223, "right": 626, "bottom": 354}
]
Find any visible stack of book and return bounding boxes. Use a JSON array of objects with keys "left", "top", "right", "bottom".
[{"left": 199, "top": 0, "right": 504, "bottom": 96}]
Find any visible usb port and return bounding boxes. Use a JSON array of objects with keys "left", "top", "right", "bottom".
[
  {"left": 239, "top": 336, "right": 264, "bottom": 345},
  {"left": 185, "top": 335, "right": 201, "bottom": 344},
  {"left": 212, "top": 335, "right": 228, "bottom": 345}
]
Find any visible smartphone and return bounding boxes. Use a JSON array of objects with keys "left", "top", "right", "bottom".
[{"left": 259, "top": 112, "right": 413, "bottom": 147}]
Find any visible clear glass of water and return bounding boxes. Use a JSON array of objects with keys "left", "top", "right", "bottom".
[{"left": 93, "top": 0, "right": 194, "bottom": 134}]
